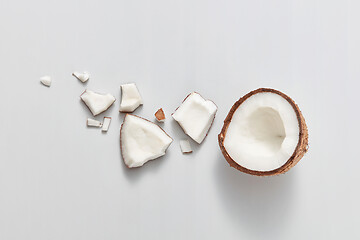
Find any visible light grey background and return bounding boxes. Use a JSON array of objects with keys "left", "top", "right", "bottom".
[{"left": 0, "top": 0, "right": 358, "bottom": 239}]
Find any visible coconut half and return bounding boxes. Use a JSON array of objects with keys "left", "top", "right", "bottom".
[
  {"left": 218, "top": 88, "right": 308, "bottom": 176},
  {"left": 119, "top": 83, "right": 143, "bottom": 112},
  {"left": 172, "top": 92, "right": 217, "bottom": 144},
  {"left": 80, "top": 89, "right": 116, "bottom": 116},
  {"left": 120, "top": 114, "right": 173, "bottom": 168}
]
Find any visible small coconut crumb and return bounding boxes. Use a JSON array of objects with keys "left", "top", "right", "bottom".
[
  {"left": 40, "top": 76, "right": 52, "bottom": 87},
  {"left": 102, "top": 117, "right": 111, "bottom": 132},
  {"left": 72, "top": 72, "right": 90, "bottom": 83},
  {"left": 87, "top": 118, "right": 103, "bottom": 127},
  {"left": 155, "top": 108, "right": 165, "bottom": 122},
  {"left": 180, "top": 140, "right": 192, "bottom": 154}
]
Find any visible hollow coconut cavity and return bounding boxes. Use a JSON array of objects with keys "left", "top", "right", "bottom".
[{"left": 218, "top": 88, "right": 308, "bottom": 176}]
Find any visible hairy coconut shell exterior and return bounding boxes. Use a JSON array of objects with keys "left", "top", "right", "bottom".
[{"left": 218, "top": 88, "right": 308, "bottom": 176}]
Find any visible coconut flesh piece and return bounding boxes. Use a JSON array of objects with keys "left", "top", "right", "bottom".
[
  {"left": 155, "top": 108, "right": 165, "bottom": 122},
  {"left": 120, "top": 114, "right": 173, "bottom": 168},
  {"left": 40, "top": 76, "right": 52, "bottom": 87},
  {"left": 87, "top": 118, "right": 103, "bottom": 127},
  {"left": 218, "top": 88, "right": 308, "bottom": 176},
  {"left": 179, "top": 140, "right": 192, "bottom": 153},
  {"left": 80, "top": 89, "right": 116, "bottom": 116},
  {"left": 102, "top": 117, "right": 111, "bottom": 132},
  {"left": 172, "top": 92, "right": 217, "bottom": 144},
  {"left": 119, "top": 83, "right": 143, "bottom": 112},
  {"left": 72, "top": 72, "right": 90, "bottom": 83}
]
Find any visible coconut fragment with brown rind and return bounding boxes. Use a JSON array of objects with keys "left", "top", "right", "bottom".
[
  {"left": 172, "top": 92, "right": 217, "bottom": 144},
  {"left": 155, "top": 108, "right": 166, "bottom": 122},
  {"left": 72, "top": 72, "right": 90, "bottom": 83},
  {"left": 179, "top": 140, "right": 192, "bottom": 153},
  {"left": 120, "top": 114, "right": 173, "bottom": 168},
  {"left": 87, "top": 118, "right": 103, "bottom": 127},
  {"left": 102, "top": 117, "right": 111, "bottom": 132}
]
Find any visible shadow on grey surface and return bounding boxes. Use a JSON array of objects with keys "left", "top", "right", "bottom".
[{"left": 214, "top": 152, "right": 296, "bottom": 239}]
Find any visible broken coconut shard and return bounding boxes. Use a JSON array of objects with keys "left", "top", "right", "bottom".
[
  {"left": 172, "top": 92, "right": 217, "bottom": 144},
  {"left": 102, "top": 117, "right": 111, "bottom": 132},
  {"left": 155, "top": 108, "right": 165, "bottom": 122},
  {"left": 40, "top": 76, "right": 52, "bottom": 87},
  {"left": 120, "top": 114, "right": 173, "bottom": 168},
  {"left": 72, "top": 72, "right": 90, "bottom": 83},
  {"left": 218, "top": 88, "right": 308, "bottom": 176},
  {"left": 87, "top": 118, "right": 102, "bottom": 127},
  {"left": 180, "top": 140, "right": 192, "bottom": 154},
  {"left": 80, "top": 89, "right": 116, "bottom": 116},
  {"left": 119, "top": 83, "right": 143, "bottom": 112}
]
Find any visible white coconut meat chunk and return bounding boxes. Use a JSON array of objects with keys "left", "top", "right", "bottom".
[
  {"left": 223, "top": 92, "right": 300, "bottom": 172},
  {"left": 172, "top": 92, "right": 217, "bottom": 144},
  {"left": 119, "top": 83, "right": 143, "bottom": 112},
  {"left": 40, "top": 76, "right": 52, "bottom": 87},
  {"left": 120, "top": 114, "right": 173, "bottom": 168},
  {"left": 102, "top": 117, "right": 111, "bottom": 132},
  {"left": 72, "top": 71, "right": 90, "bottom": 83},
  {"left": 179, "top": 140, "right": 192, "bottom": 153},
  {"left": 87, "top": 118, "right": 102, "bottom": 127},
  {"left": 80, "top": 89, "right": 116, "bottom": 116}
]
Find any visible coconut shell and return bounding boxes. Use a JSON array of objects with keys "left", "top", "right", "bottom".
[
  {"left": 155, "top": 108, "right": 166, "bottom": 121},
  {"left": 218, "top": 88, "right": 308, "bottom": 176}
]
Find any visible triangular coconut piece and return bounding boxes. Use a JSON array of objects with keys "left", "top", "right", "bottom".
[
  {"left": 120, "top": 114, "right": 173, "bottom": 168},
  {"left": 218, "top": 88, "right": 308, "bottom": 176},
  {"left": 80, "top": 89, "right": 116, "bottom": 116}
]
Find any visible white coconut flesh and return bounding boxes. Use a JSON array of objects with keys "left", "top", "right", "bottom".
[
  {"left": 87, "top": 118, "right": 103, "bottom": 127},
  {"left": 72, "top": 72, "right": 90, "bottom": 83},
  {"left": 102, "top": 117, "right": 111, "bottom": 132},
  {"left": 40, "top": 76, "right": 52, "bottom": 87},
  {"left": 80, "top": 90, "right": 116, "bottom": 116},
  {"left": 119, "top": 83, "right": 143, "bottom": 112},
  {"left": 172, "top": 92, "right": 217, "bottom": 144},
  {"left": 223, "top": 92, "right": 300, "bottom": 171},
  {"left": 121, "top": 114, "right": 173, "bottom": 168},
  {"left": 179, "top": 140, "right": 192, "bottom": 153}
]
